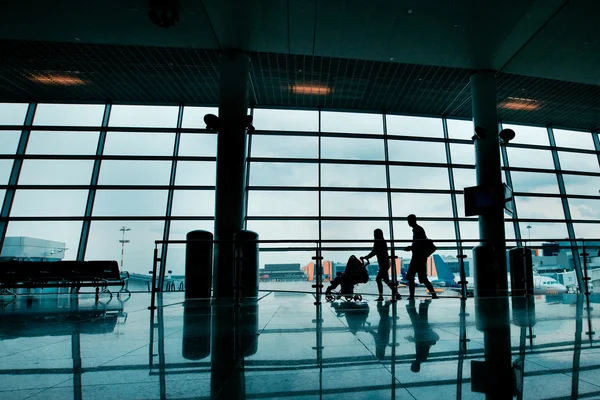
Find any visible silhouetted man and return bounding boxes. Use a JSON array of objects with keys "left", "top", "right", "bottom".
[
  {"left": 404, "top": 214, "right": 438, "bottom": 300},
  {"left": 405, "top": 299, "right": 439, "bottom": 372}
]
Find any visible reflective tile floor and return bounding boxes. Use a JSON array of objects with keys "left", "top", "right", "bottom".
[{"left": 1, "top": 291, "right": 600, "bottom": 400}]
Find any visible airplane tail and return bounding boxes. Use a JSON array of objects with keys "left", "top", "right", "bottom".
[{"left": 432, "top": 254, "right": 456, "bottom": 281}]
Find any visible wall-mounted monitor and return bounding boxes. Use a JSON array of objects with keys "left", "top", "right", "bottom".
[{"left": 464, "top": 183, "right": 513, "bottom": 217}]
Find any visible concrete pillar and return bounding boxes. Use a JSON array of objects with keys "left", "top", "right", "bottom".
[
  {"left": 213, "top": 50, "right": 250, "bottom": 298},
  {"left": 471, "top": 71, "right": 508, "bottom": 297}
]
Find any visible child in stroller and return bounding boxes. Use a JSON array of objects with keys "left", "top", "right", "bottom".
[{"left": 325, "top": 255, "right": 370, "bottom": 302}]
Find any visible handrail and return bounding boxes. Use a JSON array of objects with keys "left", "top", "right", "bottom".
[{"left": 154, "top": 238, "right": 600, "bottom": 245}]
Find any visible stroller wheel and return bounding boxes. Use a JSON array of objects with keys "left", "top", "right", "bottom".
[
  {"left": 344, "top": 296, "right": 353, "bottom": 302},
  {"left": 325, "top": 294, "right": 334, "bottom": 302},
  {"left": 354, "top": 294, "right": 362, "bottom": 301}
]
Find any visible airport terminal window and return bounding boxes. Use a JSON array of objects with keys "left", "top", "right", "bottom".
[
  {"left": 321, "top": 136, "right": 385, "bottom": 160},
  {"left": 562, "top": 174, "right": 600, "bottom": 196},
  {"left": 174, "top": 161, "right": 216, "bottom": 186},
  {"left": 446, "top": 118, "right": 473, "bottom": 140},
  {"left": 249, "top": 162, "right": 318, "bottom": 187},
  {"left": 321, "top": 220, "right": 390, "bottom": 247},
  {"left": 103, "top": 131, "right": 175, "bottom": 156},
  {"left": 97, "top": 160, "right": 172, "bottom": 186},
  {"left": 247, "top": 190, "right": 319, "bottom": 217},
  {"left": 513, "top": 196, "right": 566, "bottom": 220},
  {"left": 455, "top": 194, "right": 475, "bottom": 219},
  {"left": 18, "top": 160, "right": 94, "bottom": 185},
  {"left": 166, "top": 219, "right": 215, "bottom": 274},
  {"left": 503, "top": 123, "right": 549, "bottom": 146},
  {"left": 449, "top": 143, "right": 475, "bottom": 165},
  {"left": 33, "top": 103, "right": 104, "bottom": 127},
  {"left": 387, "top": 139, "right": 447, "bottom": 163},
  {"left": 452, "top": 168, "right": 476, "bottom": 190},
  {"left": 0, "top": 102, "right": 28, "bottom": 125},
  {"left": 568, "top": 198, "right": 600, "bottom": 221},
  {"left": 391, "top": 193, "right": 453, "bottom": 218},
  {"left": 510, "top": 171, "right": 560, "bottom": 194},
  {"left": 506, "top": 147, "right": 556, "bottom": 170},
  {"left": 26, "top": 131, "right": 99, "bottom": 155},
  {"left": 518, "top": 222, "right": 569, "bottom": 242},
  {"left": 250, "top": 134, "right": 318, "bottom": 159},
  {"left": 0, "top": 160, "right": 13, "bottom": 185},
  {"left": 178, "top": 133, "right": 217, "bottom": 158},
  {"left": 321, "top": 164, "right": 387, "bottom": 188},
  {"left": 5, "top": 221, "right": 82, "bottom": 261},
  {"left": 181, "top": 106, "right": 218, "bottom": 128},
  {"left": 0, "top": 130, "right": 22, "bottom": 154},
  {"left": 92, "top": 190, "right": 168, "bottom": 216},
  {"left": 253, "top": 108, "right": 319, "bottom": 132},
  {"left": 573, "top": 223, "right": 600, "bottom": 240},
  {"left": 10, "top": 189, "right": 88, "bottom": 217},
  {"left": 108, "top": 105, "right": 179, "bottom": 128},
  {"left": 171, "top": 190, "right": 215, "bottom": 217},
  {"left": 246, "top": 220, "right": 319, "bottom": 248},
  {"left": 553, "top": 128, "right": 596, "bottom": 150},
  {"left": 321, "top": 111, "right": 383, "bottom": 134},
  {"left": 321, "top": 191, "right": 388, "bottom": 217},
  {"left": 557, "top": 151, "right": 599, "bottom": 172},
  {"left": 389, "top": 166, "right": 450, "bottom": 190},
  {"left": 386, "top": 115, "right": 444, "bottom": 138}
]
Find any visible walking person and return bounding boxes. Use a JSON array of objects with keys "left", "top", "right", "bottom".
[
  {"left": 364, "top": 229, "right": 399, "bottom": 301},
  {"left": 404, "top": 214, "right": 438, "bottom": 300}
]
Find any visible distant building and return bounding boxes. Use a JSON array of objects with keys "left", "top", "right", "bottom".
[
  {"left": 0, "top": 237, "right": 67, "bottom": 262},
  {"left": 260, "top": 263, "right": 307, "bottom": 281}
]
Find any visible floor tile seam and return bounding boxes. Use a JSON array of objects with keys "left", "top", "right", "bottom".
[
  {"left": 577, "top": 376, "right": 600, "bottom": 390},
  {"left": 257, "top": 304, "right": 282, "bottom": 334},
  {"left": 22, "top": 376, "right": 74, "bottom": 400},
  {"left": 0, "top": 337, "right": 73, "bottom": 358}
]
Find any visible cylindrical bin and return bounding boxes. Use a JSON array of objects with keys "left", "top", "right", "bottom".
[
  {"left": 185, "top": 230, "right": 213, "bottom": 299},
  {"left": 182, "top": 300, "right": 211, "bottom": 360},
  {"left": 509, "top": 247, "right": 533, "bottom": 297},
  {"left": 233, "top": 230, "right": 259, "bottom": 298}
]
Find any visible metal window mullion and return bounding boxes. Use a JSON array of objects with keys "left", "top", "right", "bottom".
[
  {"left": 499, "top": 122, "right": 521, "bottom": 246},
  {"left": 383, "top": 112, "right": 395, "bottom": 254},
  {"left": 593, "top": 132, "right": 600, "bottom": 168},
  {"left": 76, "top": 103, "right": 111, "bottom": 261},
  {"left": 318, "top": 107, "right": 322, "bottom": 246},
  {"left": 159, "top": 104, "right": 184, "bottom": 282},
  {"left": 443, "top": 117, "right": 461, "bottom": 255},
  {"left": 0, "top": 102, "right": 37, "bottom": 252},
  {"left": 548, "top": 126, "right": 584, "bottom": 292},
  {"left": 244, "top": 107, "right": 254, "bottom": 230}
]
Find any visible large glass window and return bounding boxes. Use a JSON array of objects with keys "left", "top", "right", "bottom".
[
  {"left": 178, "top": 134, "right": 217, "bottom": 157},
  {"left": 513, "top": 196, "right": 565, "bottom": 219},
  {"left": 0, "top": 160, "right": 13, "bottom": 185},
  {"left": 389, "top": 166, "right": 449, "bottom": 190},
  {"left": 249, "top": 162, "right": 317, "bottom": 187},
  {"left": 246, "top": 220, "right": 319, "bottom": 248},
  {"left": 506, "top": 147, "right": 555, "bottom": 169},
  {"left": 321, "top": 111, "right": 382, "bottom": 134},
  {"left": 18, "top": 160, "right": 94, "bottom": 185},
  {"left": 321, "top": 220, "right": 389, "bottom": 248},
  {"left": 174, "top": 161, "right": 216, "bottom": 186},
  {"left": 92, "top": 190, "right": 168, "bottom": 216},
  {"left": 502, "top": 124, "right": 548, "bottom": 146},
  {"left": 558, "top": 151, "right": 599, "bottom": 172},
  {"left": 250, "top": 134, "right": 317, "bottom": 159},
  {"left": 449, "top": 143, "right": 475, "bottom": 165},
  {"left": 387, "top": 140, "right": 446, "bottom": 163},
  {"left": 568, "top": 198, "right": 600, "bottom": 221},
  {"left": 321, "top": 192, "right": 388, "bottom": 217},
  {"left": 103, "top": 132, "right": 175, "bottom": 156},
  {"left": 391, "top": 193, "right": 453, "bottom": 218},
  {"left": 253, "top": 109, "right": 319, "bottom": 132},
  {"left": 321, "top": 164, "right": 386, "bottom": 188},
  {"left": 97, "top": 160, "right": 171, "bottom": 185},
  {"left": 171, "top": 190, "right": 215, "bottom": 217},
  {"left": 10, "top": 190, "right": 88, "bottom": 217},
  {"left": 33, "top": 104, "right": 105, "bottom": 126},
  {"left": 321, "top": 137, "right": 384, "bottom": 160},
  {"left": 553, "top": 129, "right": 595, "bottom": 150},
  {"left": 510, "top": 171, "right": 559, "bottom": 194},
  {"left": 108, "top": 105, "right": 179, "bottom": 128},
  {"left": 446, "top": 119, "right": 473, "bottom": 140},
  {"left": 26, "top": 131, "right": 99, "bottom": 155},
  {"left": 5, "top": 221, "right": 82, "bottom": 260},
  {"left": 182, "top": 106, "right": 218, "bottom": 128},
  {"left": 386, "top": 115, "right": 443, "bottom": 138},
  {"left": 563, "top": 174, "right": 600, "bottom": 196},
  {"left": 0, "top": 103, "right": 28, "bottom": 125},
  {"left": 247, "top": 191, "right": 318, "bottom": 217},
  {"left": 0, "top": 131, "right": 21, "bottom": 154}
]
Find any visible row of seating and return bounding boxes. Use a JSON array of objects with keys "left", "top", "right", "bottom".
[{"left": 0, "top": 260, "right": 130, "bottom": 298}]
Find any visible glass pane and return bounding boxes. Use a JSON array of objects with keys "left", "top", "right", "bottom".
[
  {"left": 387, "top": 140, "right": 446, "bottom": 163},
  {"left": 321, "top": 137, "right": 384, "bottom": 160},
  {"left": 573, "top": 223, "right": 600, "bottom": 240},
  {"left": 321, "top": 111, "right": 383, "bottom": 134},
  {"left": 450, "top": 143, "right": 474, "bottom": 165},
  {"left": 553, "top": 129, "right": 595, "bottom": 150},
  {"left": 165, "top": 220, "right": 214, "bottom": 276},
  {"left": 26, "top": 131, "right": 99, "bottom": 155},
  {"left": 10, "top": 190, "right": 88, "bottom": 217},
  {"left": 514, "top": 196, "right": 565, "bottom": 219},
  {"left": 86, "top": 220, "right": 165, "bottom": 275},
  {"left": 108, "top": 105, "right": 179, "bottom": 128},
  {"left": 0, "top": 131, "right": 21, "bottom": 154},
  {"left": 246, "top": 220, "right": 319, "bottom": 248},
  {"left": 0, "top": 190, "right": 4, "bottom": 206},
  {"left": 92, "top": 190, "right": 167, "bottom": 216},
  {"left": 390, "top": 166, "right": 449, "bottom": 189},
  {"left": 253, "top": 109, "right": 319, "bottom": 132},
  {"left": 386, "top": 115, "right": 443, "bottom": 138},
  {"left": 563, "top": 174, "right": 600, "bottom": 196},
  {"left": 0, "top": 160, "right": 13, "bottom": 184},
  {"left": 453, "top": 168, "right": 476, "bottom": 190},
  {"left": 455, "top": 194, "right": 476, "bottom": 219},
  {"left": 502, "top": 124, "right": 548, "bottom": 146},
  {"left": 0, "top": 103, "right": 28, "bottom": 125},
  {"left": 518, "top": 222, "right": 569, "bottom": 242},
  {"left": 506, "top": 147, "right": 555, "bottom": 169},
  {"left": 558, "top": 151, "right": 599, "bottom": 172},
  {"left": 19, "top": 160, "right": 94, "bottom": 185},
  {"left": 104, "top": 132, "right": 175, "bottom": 156},
  {"left": 179, "top": 134, "right": 217, "bottom": 157},
  {"left": 321, "top": 220, "right": 389, "bottom": 245},
  {"left": 393, "top": 220, "right": 456, "bottom": 242},
  {"left": 391, "top": 193, "right": 453, "bottom": 218},
  {"left": 510, "top": 171, "right": 559, "bottom": 194},
  {"left": 568, "top": 198, "right": 600, "bottom": 221},
  {"left": 4, "top": 221, "right": 82, "bottom": 260},
  {"left": 460, "top": 221, "right": 516, "bottom": 253},
  {"left": 174, "top": 161, "right": 216, "bottom": 186},
  {"left": 249, "top": 162, "right": 318, "bottom": 187},
  {"left": 247, "top": 191, "right": 318, "bottom": 216},
  {"left": 182, "top": 106, "right": 218, "bottom": 128},
  {"left": 98, "top": 160, "right": 171, "bottom": 185},
  {"left": 171, "top": 190, "right": 215, "bottom": 217},
  {"left": 446, "top": 119, "right": 473, "bottom": 140},
  {"left": 321, "top": 191, "right": 388, "bottom": 217},
  {"left": 33, "top": 104, "right": 105, "bottom": 126},
  {"left": 321, "top": 164, "right": 386, "bottom": 188},
  {"left": 250, "top": 134, "right": 317, "bottom": 159}
]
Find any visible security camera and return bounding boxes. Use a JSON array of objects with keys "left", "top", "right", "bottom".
[
  {"left": 244, "top": 115, "right": 255, "bottom": 132},
  {"left": 499, "top": 128, "right": 516, "bottom": 144},
  {"left": 204, "top": 114, "right": 220, "bottom": 131},
  {"left": 472, "top": 126, "right": 486, "bottom": 141}
]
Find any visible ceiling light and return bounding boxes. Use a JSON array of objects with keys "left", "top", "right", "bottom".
[
  {"left": 500, "top": 97, "right": 540, "bottom": 111},
  {"left": 29, "top": 73, "right": 88, "bottom": 86},
  {"left": 290, "top": 84, "right": 332, "bottom": 95}
]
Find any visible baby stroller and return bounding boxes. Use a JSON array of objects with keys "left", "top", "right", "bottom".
[{"left": 325, "top": 255, "right": 370, "bottom": 302}]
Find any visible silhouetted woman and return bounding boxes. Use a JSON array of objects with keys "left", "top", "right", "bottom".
[{"left": 364, "top": 229, "right": 398, "bottom": 301}]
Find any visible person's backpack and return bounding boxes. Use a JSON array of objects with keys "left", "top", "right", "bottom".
[{"left": 422, "top": 238, "right": 437, "bottom": 257}]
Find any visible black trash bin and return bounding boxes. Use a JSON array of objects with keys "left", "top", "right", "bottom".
[
  {"left": 234, "top": 230, "right": 259, "bottom": 298},
  {"left": 185, "top": 230, "right": 213, "bottom": 299}
]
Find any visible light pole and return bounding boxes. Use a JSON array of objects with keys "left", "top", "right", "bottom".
[
  {"left": 526, "top": 225, "right": 532, "bottom": 242},
  {"left": 119, "top": 226, "right": 131, "bottom": 271}
]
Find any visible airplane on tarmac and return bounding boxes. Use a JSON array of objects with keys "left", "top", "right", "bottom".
[{"left": 431, "top": 255, "right": 568, "bottom": 295}]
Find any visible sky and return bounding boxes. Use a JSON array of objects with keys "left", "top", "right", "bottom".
[{"left": 0, "top": 103, "right": 599, "bottom": 275}]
